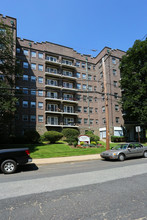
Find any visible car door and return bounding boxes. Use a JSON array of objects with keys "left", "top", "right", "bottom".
[
  {"left": 134, "top": 144, "right": 144, "bottom": 156},
  {"left": 126, "top": 144, "right": 137, "bottom": 158}
]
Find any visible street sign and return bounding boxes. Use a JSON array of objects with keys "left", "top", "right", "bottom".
[{"left": 136, "top": 126, "right": 141, "bottom": 132}]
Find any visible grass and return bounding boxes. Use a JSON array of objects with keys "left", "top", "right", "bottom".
[{"left": 1, "top": 141, "right": 146, "bottom": 159}]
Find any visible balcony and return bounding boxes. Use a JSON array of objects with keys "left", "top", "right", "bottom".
[
  {"left": 61, "top": 60, "right": 76, "bottom": 69},
  {"left": 63, "top": 111, "right": 78, "bottom": 116},
  {"left": 45, "top": 68, "right": 61, "bottom": 77},
  {"left": 45, "top": 83, "right": 62, "bottom": 89},
  {"left": 45, "top": 110, "right": 62, "bottom": 114},
  {"left": 45, "top": 56, "right": 60, "bottom": 66},
  {"left": 62, "top": 86, "right": 77, "bottom": 91},
  {"left": 45, "top": 95, "right": 62, "bottom": 102},
  {"left": 62, "top": 97, "right": 78, "bottom": 103},
  {"left": 62, "top": 123, "right": 79, "bottom": 128},
  {"left": 45, "top": 124, "right": 62, "bottom": 127}
]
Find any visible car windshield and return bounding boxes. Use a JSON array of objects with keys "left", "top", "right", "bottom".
[{"left": 112, "top": 144, "right": 128, "bottom": 150}]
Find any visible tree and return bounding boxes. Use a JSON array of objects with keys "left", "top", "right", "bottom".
[
  {"left": 119, "top": 38, "right": 147, "bottom": 127},
  {"left": 0, "top": 21, "right": 21, "bottom": 138},
  {"left": 44, "top": 131, "right": 63, "bottom": 144}
]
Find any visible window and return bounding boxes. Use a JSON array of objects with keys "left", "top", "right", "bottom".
[
  {"left": 101, "top": 94, "right": 105, "bottom": 101},
  {"left": 78, "top": 106, "right": 82, "bottom": 112},
  {"left": 38, "top": 77, "right": 43, "bottom": 83},
  {"left": 31, "top": 76, "right": 36, "bottom": 82},
  {"left": 23, "top": 62, "right": 28, "bottom": 69},
  {"left": 89, "top": 107, "right": 93, "bottom": 113},
  {"left": 31, "top": 102, "right": 36, "bottom": 108},
  {"left": 63, "top": 82, "right": 73, "bottom": 88},
  {"left": 15, "top": 114, "right": 19, "bottom": 120},
  {"left": 38, "top": 53, "right": 43, "bottom": 59},
  {"left": 47, "top": 91, "right": 58, "bottom": 99},
  {"left": 114, "top": 93, "right": 118, "bottom": 99},
  {"left": 23, "top": 49, "right": 28, "bottom": 56},
  {"left": 22, "top": 115, "right": 28, "bottom": 121},
  {"left": 46, "top": 67, "right": 57, "bottom": 74},
  {"left": 47, "top": 104, "right": 58, "bottom": 111},
  {"left": 84, "top": 118, "right": 88, "bottom": 124},
  {"left": 83, "top": 96, "right": 87, "bottom": 101},
  {"left": 95, "top": 108, "right": 98, "bottom": 113},
  {"left": 46, "top": 56, "right": 57, "bottom": 62},
  {"left": 93, "top": 65, "right": 96, "bottom": 70},
  {"left": 38, "top": 115, "right": 43, "bottom": 122},
  {"left": 23, "top": 101, "right": 28, "bottom": 108},
  {"left": 82, "top": 73, "right": 86, "bottom": 79},
  {"left": 77, "top": 83, "right": 81, "bottom": 89},
  {"left": 102, "top": 106, "right": 105, "bottom": 112},
  {"left": 100, "top": 72, "right": 103, "bottom": 78},
  {"left": 76, "top": 61, "right": 80, "bottom": 67},
  {"left": 31, "top": 63, "right": 36, "bottom": 70},
  {"left": 23, "top": 88, "right": 28, "bottom": 94},
  {"left": 115, "top": 105, "right": 119, "bottom": 111},
  {"left": 76, "top": 72, "right": 81, "bottom": 78},
  {"left": 47, "top": 116, "right": 58, "bottom": 125},
  {"left": 113, "top": 81, "right": 117, "bottom": 87},
  {"left": 90, "top": 119, "right": 93, "bottom": 125},
  {"left": 96, "top": 119, "right": 98, "bottom": 124},
  {"left": 83, "top": 84, "right": 86, "bottom": 90},
  {"left": 30, "top": 115, "right": 36, "bottom": 122},
  {"left": 38, "top": 90, "right": 43, "bottom": 96},
  {"left": 116, "top": 117, "right": 120, "bottom": 123},
  {"left": 38, "top": 102, "right": 43, "bottom": 109},
  {"left": 77, "top": 95, "right": 81, "bottom": 101},
  {"left": 95, "top": 97, "right": 98, "bottom": 102},
  {"left": 103, "top": 118, "right": 106, "bottom": 124},
  {"left": 16, "top": 48, "right": 20, "bottom": 53},
  {"left": 112, "top": 57, "right": 116, "bottom": 64},
  {"left": 63, "top": 70, "right": 72, "bottom": 77},
  {"left": 88, "top": 75, "right": 92, "bottom": 80},
  {"left": 78, "top": 118, "right": 82, "bottom": 124},
  {"left": 31, "top": 51, "right": 36, "bottom": 57},
  {"left": 84, "top": 107, "right": 87, "bottom": 113},
  {"left": 46, "top": 79, "right": 58, "bottom": 86},
  {"left": 88, "top": 85, "right": 92, "bottom": 91},
  {"left": 94, "top": 76, "right": 96, "bottom": 81},
  {"left": 64, "top": 105, "right": 74, "bottom": 113},
  {"left": 38, "top": 64, "right": 43, "bottom": 71},
  {"left": 94, "top": 86, "right": 97, "bottom": 91},
  {"left": 31, "top": 90, "right": 36, "bottom": 95},
  {"left": 62, "top": 59, "right": 72, "bottom": 66},
  {"left": 88, "top": 64, "right": 91, "bottom": 70},
  {"left": 101, "top": 83, "right": 104, "bottom": 89},
  {"left": 64, "top": 117, "right": 74, "bottom": 125},
  {"left": 89, "top": 96, "right": 93, "bottom": 102},
  {"left": 23, "top": 75, "right": 28, "bottom": 81},
  {"left": 113, "top": 69, "right": 117, "bottom": 76},
  {"left": 82, "top": 63, "right": 85, "bottom": 68}
]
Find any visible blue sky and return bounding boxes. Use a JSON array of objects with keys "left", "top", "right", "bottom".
[{"left": 1, "top": 0, "right": 147, "bottom": 56}]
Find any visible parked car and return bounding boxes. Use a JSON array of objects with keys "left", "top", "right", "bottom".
[
  {"left": 100, "top": 143, "right": 147, "bottom": 161},
  {"left": 0, "top": 148, "right": 32, "bottom": 174}
]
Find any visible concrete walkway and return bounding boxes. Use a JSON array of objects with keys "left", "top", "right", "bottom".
[{"left": 33, "top": 154, "right": 101, "bottom": 165}]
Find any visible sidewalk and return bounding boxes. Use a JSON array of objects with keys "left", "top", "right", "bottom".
[{"left": 32, "top": 154, "right": 101, "bottom": 165}]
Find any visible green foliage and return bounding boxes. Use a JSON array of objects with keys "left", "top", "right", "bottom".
[
  {"left": 62, "top": 128, "right": 79, "bottom": 139},
  {"left": 111, "top": 136, "right": 125, "bottom": 142},
  {"left": 44, "top": 131, "right": 63, "bottom": 144},
  {"left": 84, "top": 130, "right": 100, "bottom": 143},
  {"left": 24, "top": 130, "right": 40, "bottom": 143},
  {"left": 120, "top": 38, "right": 147, "bottom": 126},
  {"left": 80, "top": 141, "right": 85, "bottom": 145},
  {"left": 91, "top": 141, "right": 96, "bottom": 145},
  {"left": 0, "top": 21, "right": 22, "bottom": 137}
]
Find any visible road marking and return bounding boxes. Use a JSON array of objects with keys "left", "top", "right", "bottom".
[{"left": 0, "top": 163, "right": 147, "bottom": 200}]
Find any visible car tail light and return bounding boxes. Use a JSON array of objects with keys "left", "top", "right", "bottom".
[{"left": 25, "top": 150, "right": 30, "bottom": 155}]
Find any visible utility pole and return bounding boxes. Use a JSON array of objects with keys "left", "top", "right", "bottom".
[
  {"left": 102, "top": 57, "right": 110, "bottom": 150},
  {"left": 86, "top": 57, "right": 90, "bottom": 129}
]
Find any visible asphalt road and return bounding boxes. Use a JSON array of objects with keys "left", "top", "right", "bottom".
[{"left": 0, "top": 158, "right": 147, "bottom": 220}]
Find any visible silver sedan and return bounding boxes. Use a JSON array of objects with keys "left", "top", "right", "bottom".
[{"left": 100, "top": 143, "right": 147, "bottom": 161}]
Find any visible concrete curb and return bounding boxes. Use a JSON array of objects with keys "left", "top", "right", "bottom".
[{"left": 32, "top": 154, "right": 101, "bottom": 165}]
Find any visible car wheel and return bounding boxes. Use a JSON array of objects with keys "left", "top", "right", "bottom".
[
  {"left": 1, "top": 159, "right": 17, "bottom": 174},
  {"left": 118, "top": 154, "right": 125, "bottom": 161},
  {"left": 143, "top": 151, "right": 147, "bottom": 158}
]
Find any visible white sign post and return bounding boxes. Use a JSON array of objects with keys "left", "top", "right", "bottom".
[{"left": 136, "top": 126, "right": 141, "bottom": 143}]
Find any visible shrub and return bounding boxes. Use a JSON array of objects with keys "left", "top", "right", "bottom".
[
  {"left": 44, "top": 131, "right": 63, "bottom": 144},
  {"left": 80, "top": 141, "right": 85, "bottom": 145},
  {"left": 62, "top": 128, "right": 79, "bottom": 139},
  {"left": 24, "top": 130, "right": 40, "bottom": 143},
  {"left": 91, "top": 141, "right": 96, "bottom": 145},
  {"left": 85, "top": 131, "right": 100, "bottom": 143},
  {"left": 111, "top": 136, "right": 125, "bottom": 142}
]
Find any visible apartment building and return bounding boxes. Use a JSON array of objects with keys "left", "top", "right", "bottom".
[{"left": 0, "top": 15, "right": 126, "bottom": 138}]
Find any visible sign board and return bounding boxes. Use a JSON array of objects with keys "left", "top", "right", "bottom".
[
  {"left": 78, "top": 135, "right": 90, "bottom": 145},
  {"left": 136, "top": 126, "right": 141, "bottom": 132}
]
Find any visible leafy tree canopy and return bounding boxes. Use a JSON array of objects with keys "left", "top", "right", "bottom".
[{"left": 120, "top": 38, "right": 147, "bottom": 126}]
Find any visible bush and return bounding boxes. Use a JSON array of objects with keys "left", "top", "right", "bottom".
[
  {"left": 80, "top": 141, "right": 85, "bottom": 145},
  {"left": 62, "top": 128, "right": 79, "bottom": 139},
  {"left": 44, "top": 131, "right": 63, "bottom": 144},
  {"left": 91, "top": 141, "right": 96, "bottom": 145},
  {"left": 24, "top": 130, "right": 40, "bottom": 143},
  {"left": 111, "top": 136, "right": 125, "bottom": 142},
  {"left": 85, "top": 131, "right": 100, "bottom": 143}
]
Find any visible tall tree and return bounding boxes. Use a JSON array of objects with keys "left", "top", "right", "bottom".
[
  {"left": 0, "top": 21, "right": 21, "bottom": 138},
  {"left": 120, "top": 38, "right": 147, "bottom": 127}
]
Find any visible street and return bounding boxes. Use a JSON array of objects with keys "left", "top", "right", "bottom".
[{"left": 0, "top": 158, "right": 147, "bottom": 220}]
